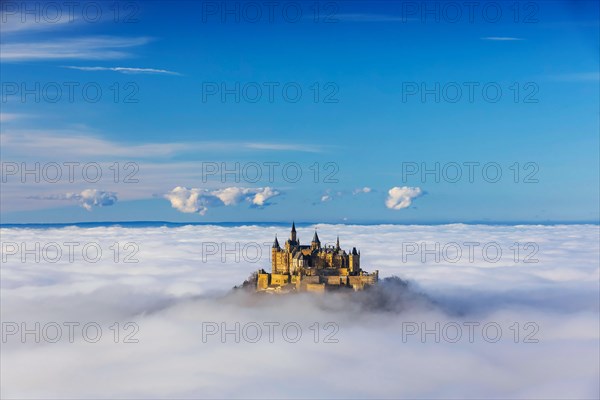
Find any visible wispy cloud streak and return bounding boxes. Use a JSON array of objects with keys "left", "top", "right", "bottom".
[
  {"left": 0, "top": 131, "right": 326, "bottom": 159},
  {"left": 481, "top": 36, "right": 524, "bottom": 41},
  {"left": 0, "top": 36, "right": 152, "bottom": 61},
  {"left": 63, "top": 66, "right": 181, "bottom": 75}
]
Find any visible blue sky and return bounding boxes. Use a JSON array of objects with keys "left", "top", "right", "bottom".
[{"left": 1, "top": 0, "right": 598, "bottom": 224}]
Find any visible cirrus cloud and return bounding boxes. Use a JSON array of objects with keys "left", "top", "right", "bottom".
[
  {"left": 481, "top": 36, "right": 524, "bottom": 41},
  {"left": 0, "top": 36, "right": 152, "bottom": 62},
  {"left": 63, "top": 66, "right": 181, "bottom": 75}
]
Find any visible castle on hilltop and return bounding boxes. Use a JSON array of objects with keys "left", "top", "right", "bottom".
[{"left": 256, "top": 223, "right": 378, "bottom": 293}]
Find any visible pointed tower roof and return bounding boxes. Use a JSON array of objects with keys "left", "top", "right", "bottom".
[
  {"left": 272, "top": 236, "right": 280, "bottom": 249},
  {"left": 336, "top": 236, "right": 340, "bottom": 249},
  {"left": 290, "top": 221, "right": 297, "bottom": 242},
  {"left": 312, "top": 230, "right": 320, "bottom": 243}
]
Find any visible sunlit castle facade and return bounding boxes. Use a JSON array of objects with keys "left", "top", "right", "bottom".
[{"left": 257, "top": 223, "right": 378, "bottom": 293}]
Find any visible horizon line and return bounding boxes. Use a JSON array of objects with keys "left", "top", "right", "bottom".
[{"left": 1, "top": 220, "right": 599, "bottom": 228}]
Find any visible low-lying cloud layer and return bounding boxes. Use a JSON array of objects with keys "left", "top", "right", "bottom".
[{"left": 1, "top": 224, "right": 598, "bottom": 399}]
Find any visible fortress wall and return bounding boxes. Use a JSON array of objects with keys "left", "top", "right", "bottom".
[
  {"left": 270, "top": 274, "right": 290, "bottom": 286},
  {"left": 348, "top": 276, "right": 362, "bottom": 286},
  {"left": 257, "top": 274, "right": 270, "bottom": 289},
  {"left": 327, "top": 276, "right": 341, "bottom": 285},
  {"left": 306, "top": 283, "right": 325, "bottom": 293},
  {"left": 302, "top": 276, "right": 320, "bottom": 284}
]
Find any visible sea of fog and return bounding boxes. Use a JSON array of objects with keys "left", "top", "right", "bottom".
[{"left": 1, "top": 223, "right": 599, "bottom": 399}]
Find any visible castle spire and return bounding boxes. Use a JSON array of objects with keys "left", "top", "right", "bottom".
[
  {"left": 290, "top": 221, "right": 297, "bottom": 241},
  {"left": 310, "top": 229, "right": 321, "bottom": 250},
  {"left": 272, "top": 235, "right": 280, "bottom": 249},
  {"left": 312, "top": 230, "right": 320, "bottom": 243},
  {"left": 336, "top": 236, "right": 340, "bottom": 250}
]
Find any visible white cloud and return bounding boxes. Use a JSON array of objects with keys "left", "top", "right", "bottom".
[
  {"left": 165, "top": 186, "right": 280, "bottom": 214},
  {"left": 0, "top": 129, "right": 319, "bottom": 213},
  {"left": 319, "top": 187, "right": 372, "bottom": 204},
  {"left": 243, "top": 142, "right": 324, "bottom": 153},
  {"left": 481, "top": 37, "right": 524, "bottom": 41},
  {"left": 549, "top": 72, "right": 600, "bottom": 82},
  {"left": 0, "top": 131, "right": 188, "bottom": 158},
  {"left": 30, "top": 189, "right": 118, "bottom": 211},
  {"left": 251, "top": 187, "right": 279, "bottom": 206},
  {"left": 0, "top": 14, "right": 76, "bottom": 34},
  {"left": 319, "top": 189, "right": 343, "bottom": 203},
  {"left": 0, "top": 113, "right": 22, "bottom": 122},
  {"left": 63, "top": 66, "right": 181, "bottom": 75},
  {"left": 0, "top": 131, "right": 325, "bottom": 159},
  {"left": 75, "top": 189, "right": 118, "bottom": 210},
  {"left": 0, "top": 224, "right": 598, "bottom": 398},
  {"left": 336, "top": 14, "right": 416, "bottom": 22},
  {"left": 385, "top": 186, "right": 422, "bottom": 210},
  {"left": 353, "top": 186, "right": 372, "bottom": 195},
  {"left": 163, "top": 187, "right": 209, "bottom": 215},
  {"left": 0, "top": 36, "right": 152, "bottom": 62},
  {"left": 211, "top": 187, "right": 249, "bottom": 206}
]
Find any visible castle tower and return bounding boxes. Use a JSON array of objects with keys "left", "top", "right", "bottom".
[
  {"left": 271, "top": 235, "right": 280, "bottom": 273},
  {"left": 349, "top": 246, "right": 360, "bottom": 273},
  {"left": 285, "top": 222, "right": 297, "bottom": 253},
  {"left": 290, "top": 222, "right": 297, "bottom": 242},
  {"left": 311, "top": 230, "right": 321, "bottom": 250},
  {"left": 336, "top": 236, "right": 340, "bottom": 250}
]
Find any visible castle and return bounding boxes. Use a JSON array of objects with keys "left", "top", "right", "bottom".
[{"left": 256, "top": 223, "right": 378, "bottom": 293}]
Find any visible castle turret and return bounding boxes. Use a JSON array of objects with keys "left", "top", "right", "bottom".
[
  {"left": 290, "top": 222, "right": 297, "bottom": 242},
  {"left": 336, "top": 236, "right": 340, "bottom": 250},
  {"left": 272, "top": 235, "right": 281, "bottom": 273},
  {"left": 311, "top": 230, "right": 321, "bottom": 250},
  {"left": 349, "top": 247, "right": 360, "bottom": 273}
]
